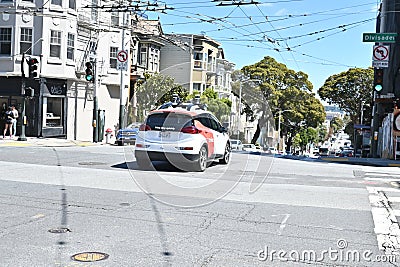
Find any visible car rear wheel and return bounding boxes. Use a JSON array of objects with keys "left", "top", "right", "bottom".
[
  {"left": 117, "top": 140, "right": 123, "bottom": 146},
  {"left": 194, "top": 145, "right": 208, "bottom": 172},
  {"left": 219, "top": 143, "right": 231, "bottom": 164}
]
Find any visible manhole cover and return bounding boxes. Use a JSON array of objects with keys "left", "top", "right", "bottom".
[
  {"left": 78, "top": 162, "right": 106, "bottom": 166},
  {"left": 48, "top": 227, "right": 71, "bottom": 233},
  {"left": 71, "top": 252, "right": 109, "bottom": 262}
]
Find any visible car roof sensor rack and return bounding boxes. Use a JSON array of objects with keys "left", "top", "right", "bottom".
[{"left": 157, "top": 94, "right": 208, "bottom": 112}]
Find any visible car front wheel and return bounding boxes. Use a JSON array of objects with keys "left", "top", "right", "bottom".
[{"left": 219, "top": 143, "right": 231, "bottom": 164}]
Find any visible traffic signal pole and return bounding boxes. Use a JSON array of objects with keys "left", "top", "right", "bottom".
[
  {"left": 18, "top": 53, "right": 27, "bottom": 141},
  {"left": 93, "top": 60, "right": 98, "bottom": 143}
]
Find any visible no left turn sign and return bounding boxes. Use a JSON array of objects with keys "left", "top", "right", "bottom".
[
  {"left": 117, "top": 50, "right": 128, "bottom": 62},
  {"left": 373, "top": 45, "right": 389, "bottom": 61}
]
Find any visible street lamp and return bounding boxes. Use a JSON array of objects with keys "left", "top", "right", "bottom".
[{"left": 277, "top": 109, "right": 294, "bottom": 152}]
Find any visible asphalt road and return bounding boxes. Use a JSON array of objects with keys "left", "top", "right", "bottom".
[{"left": 0, "top": 146, "right": 399, "bottom": 266}]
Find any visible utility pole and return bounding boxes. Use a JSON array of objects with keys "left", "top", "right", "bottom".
[
  {"left": 119, "top": 12, "right": 126, "bottom": 130},
  {"left": 18, "top": 53, "right": 27, "bottom": 141}
]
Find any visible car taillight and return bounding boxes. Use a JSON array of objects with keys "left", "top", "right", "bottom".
[
  {"left": 181, "top": 126, "right": 199, "bottom": 134},
  {"left": 139, "top": 124, "right": 151, "bottom": 131}
]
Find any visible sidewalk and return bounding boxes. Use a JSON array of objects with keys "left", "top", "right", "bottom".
[
  {"left": 0, "top": 136, "right": 108, "bottom": 147},
  {"left": 278, "top": 154, "right": 400, "bottom": 167},
  {"left": 319, "top": 156, "right": 400, "bottom": 167}
]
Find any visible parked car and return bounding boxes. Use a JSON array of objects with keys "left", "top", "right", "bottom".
[
  {"left": 135, "top": 101, "right": 231, "bottom": 172},
  {"left": 242, "top": 144, "right": 257, "bottom": 152},
  {"left": 116, "top": 123, "right": 141, "bottom": 146},
  {"left": 230, "top": 139, "right": 243, "bottom": 151},
  {"left": 339, "top": 149, "right": 354, "bottom": 157},
  {"left": 266, "top": 147, "right": 277, "bottom": 154}
]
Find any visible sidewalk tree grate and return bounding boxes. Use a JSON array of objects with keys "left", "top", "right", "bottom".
[
  {"left": 71, "top": 252, "right": 109, "bottom": 262},
  {"left": 48, "top": 227, "right": 71, "bottom": 233}
]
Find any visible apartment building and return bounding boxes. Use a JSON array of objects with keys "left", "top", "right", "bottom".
[
  {"left": 160, "top": 34, "right": 228, "bottom": 94},
  {"left": 0, "top": 0, "right": 131, "bottom": 140}
]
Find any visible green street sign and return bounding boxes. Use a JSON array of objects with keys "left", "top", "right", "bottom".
[{"left": 363, "top": 33, "right": 397, "bottom": 43}]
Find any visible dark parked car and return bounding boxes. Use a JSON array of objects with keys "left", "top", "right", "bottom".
[
  {"left": 339, "top": 149, "right": 353, "bottom": 157},
  {"left": 116, "top": 123, "right": 141, "bottom": 146}
]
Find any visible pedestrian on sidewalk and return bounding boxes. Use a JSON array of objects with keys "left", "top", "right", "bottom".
[
  {"left": 3, "top": 107, "right": 14, "bottom": 139},
  {"left": 11, "top": 105, "right": 18, "bottom": 137}
]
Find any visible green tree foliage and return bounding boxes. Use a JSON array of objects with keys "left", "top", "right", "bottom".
[
  {"left": 186, "top": 88, "right": 231, "bottom": 123},
  {"left": 318, "top": 67, "right": 373, "bottom": 124},
  {"left": 329, "top": 116, "right": 344, "bottom": 136},
  {"left": 135, "top": 73, "right": 188, "bottom": 122},
  {"left": 235, "top": 56, "right": 325, "bottom": 146}
]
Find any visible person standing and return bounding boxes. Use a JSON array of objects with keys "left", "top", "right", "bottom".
[
  {"left": 3, "top": 107, "right": 14, "bottom": 139},
  {"left": 11, "top": 105, "right": 18, "bottom": 137}
]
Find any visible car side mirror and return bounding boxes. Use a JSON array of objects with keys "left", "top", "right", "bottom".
[{"left": 219, "top": 126, "right": 227, "bottom": 133}]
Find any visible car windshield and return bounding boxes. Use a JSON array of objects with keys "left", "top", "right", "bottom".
[{"left": 146, "top": 112, "right": 193, "bottom": 131}]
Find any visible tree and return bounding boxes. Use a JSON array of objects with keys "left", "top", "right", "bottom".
[
  {"left": 135, "top": 73, "right": 187, "bottom": 122},
  {"left": 235, "top": 56, "right": 325, "bottom": 147},
  {"left": 318, "top": 67, "right": 373, "bottom": 124},
  {"left": 329, "top": 116, "right": 344, "bottom": 136},
  {"left": 186, "top": 88, "right": 231, "bottom": 123}
]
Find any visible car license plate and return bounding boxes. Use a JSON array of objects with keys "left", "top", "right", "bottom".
[{"left": 159, "top": 131, "right": 171, "bottom": 138}]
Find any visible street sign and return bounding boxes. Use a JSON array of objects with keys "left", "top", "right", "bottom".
[
  {"left": 116, "top": 61, "right": 128, "bottom": 71},
  {"left": 372, "top": 61, "right": 389, "bottom": 68},
  {"left": 373, "top": 45, "right": 389, "bottom": 61},
  {"left": 363, "top": 33, "right": 397, "bottom": 43},
  {"left": 117, "top": 50, "right": 128, "bottom": 63}
]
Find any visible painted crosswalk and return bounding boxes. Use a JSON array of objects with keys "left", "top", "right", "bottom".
[{"left": 361, "top": 168, "right": 400, "bottom": 255}]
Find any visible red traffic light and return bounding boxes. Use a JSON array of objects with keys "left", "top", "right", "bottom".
[{"left": 27, "top": 58, "right": 39, "bottom": 65}]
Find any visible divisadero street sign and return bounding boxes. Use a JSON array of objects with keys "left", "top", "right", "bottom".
[{"left": 363, "top": 33, "right": 397, "bottom": 43}]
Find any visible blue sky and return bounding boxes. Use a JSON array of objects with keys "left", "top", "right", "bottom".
[{"left": 146, "top": 0, "right": 379, "bottom": 93}]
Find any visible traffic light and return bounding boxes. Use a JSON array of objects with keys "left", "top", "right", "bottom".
[
  {"left": 25, "top": 87, "right": 34, "bottom": 97},
  {"left": 85, "top": 62, "right": 94, "bottom": 82},
  {"left": 374, "top": 68, "right": 383, "bottom": 93},
  {"left": 27, "top": 57, "right": 39, "bottom": 79}
]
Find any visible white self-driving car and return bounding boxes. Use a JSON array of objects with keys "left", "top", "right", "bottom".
[{"left": 135, "top": 100, "right": 231, "bottom": 171}]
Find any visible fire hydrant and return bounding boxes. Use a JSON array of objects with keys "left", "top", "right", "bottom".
[{"left": 105, "top": 128, "right": 113, "bottom": 144}]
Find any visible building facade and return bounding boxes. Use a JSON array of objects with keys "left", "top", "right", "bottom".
[
  {"left": 0, "top": 0, "right": 131, "bottom": 141},
  {"left": 160, "top": 34, "right": 224, "bottom": 94},
  {"left": 372, "top": 0, "right": 400, "bottom": 158}
]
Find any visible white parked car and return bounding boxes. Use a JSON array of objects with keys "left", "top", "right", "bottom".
[
  {"left": 230, "top": 139, "right": 243, "bottom": 150},
  {"left": 266, "top": 147, "right": 277, "bottom": 154},
  {"left": 242, "top": 144, "right": 257, "bottom": 152},
  {"left": 135, "top": 102, "right": 231, "bottom": 172}
]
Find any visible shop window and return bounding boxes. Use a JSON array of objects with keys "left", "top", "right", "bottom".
[{"left": 44, "top": 97, "right": 63, "bottom": 127}]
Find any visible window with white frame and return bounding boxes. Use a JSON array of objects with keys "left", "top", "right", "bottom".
[
  {"left": 0, "top": 28, "right": 12, "bottom": 56},
  {"left": 111, "top": 11, "right": 119, "bottom": 26},
  {"left": 51, "top": 0, "right": 62, "bottom": 6},
  {"left": 20, "top": 28, "right": 32, "bottom": 55},
  {"left": 67, "top": 33, "right": 75, "bottom": 60},
  {"left": 69, "top": 0, "right": 75, "bottom": 9},
  {"left": 154, "top": 54, "right": 159, "bottom": 72},
  {"left": 139, "top": 46, "right": 147, "bottom": 67},
  {"left": 50, "top": 30, "right": 61, "bottom": 58},
  {"left": 91, "top": 0, "right": 98, "bottom": 21},
  {"left": 193, "top": 51, "right": 204, "bottom": 69},
  {"left": 110, "top": 47, "right": 118, "bottom": 69}
]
